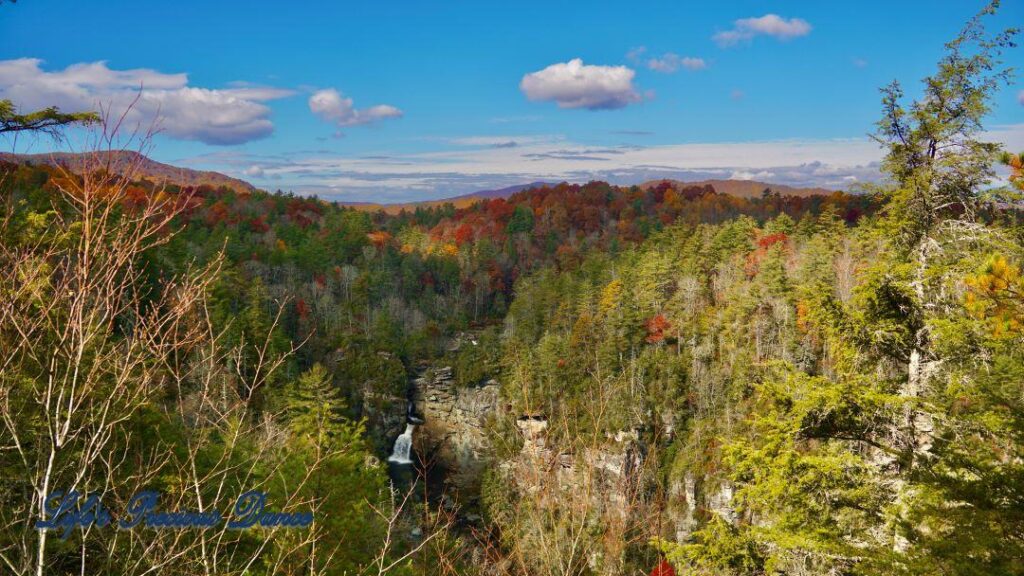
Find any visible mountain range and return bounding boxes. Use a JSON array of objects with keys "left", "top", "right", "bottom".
[
  {"left": 0, "top": 151, "right": 836, "bottom": 207},
  {"left": 0, "top": 150, "right": 256, "bottom": 194}
]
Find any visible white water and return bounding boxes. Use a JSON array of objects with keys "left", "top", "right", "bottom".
[{"left": 388, "top": 423, "right": 415, "bottom": 464}]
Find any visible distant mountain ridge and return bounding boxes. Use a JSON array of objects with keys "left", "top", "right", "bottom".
[
  {"left": 449, "top": 181, "right": 557, "bottom": 201},
  {"left": 1, "top": 151, "right": 837, "bottom": 207},
  {"left": 638, "top": 179, "right": 833, "bottom": 198},
  {"left": 341, "top": 179, "right": 836, "bottom": 214},
  {"left": 0, "top": 150, "right": 256, "bottom": 194},
  {"left": 340, "top": 182, "right": 558, "bottom": 214}
]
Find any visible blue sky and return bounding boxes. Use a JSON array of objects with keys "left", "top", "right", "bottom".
[{"left": 2, "top": 0, "right": 1023, "bottom": 201}]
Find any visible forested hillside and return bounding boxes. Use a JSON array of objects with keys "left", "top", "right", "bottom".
[
  {"left": 0, "top": 140, "right": 885, "bottom": 574},
  {"left": 1, "top": 5, "right": 1023, "bottom": 576},
  {"left": 479, "top": 11, "right": 1024, "bottom": 575},
  {"left": 0, "top": 150, "right": 257, "bottom": 194}
]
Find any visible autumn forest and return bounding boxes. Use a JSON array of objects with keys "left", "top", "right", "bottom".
[{"left": 2, "top": 2, "right": 1024, "bottom": 576}]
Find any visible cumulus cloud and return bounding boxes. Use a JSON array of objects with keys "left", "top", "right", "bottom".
[
  {"left": 714, "top": 14, "right": 812, "bottom": 47},
  {"left": 646, "top": 53, "right": 706, "bottom": 73},
  {"left": 520, "top": 59, "right": 641, "bottom": 110},
  {"left": 308, "top": 88, "right": 402, "bottom": 129},
  {"left": 0, "top": 58, "right": 293, "bottom": 145}
]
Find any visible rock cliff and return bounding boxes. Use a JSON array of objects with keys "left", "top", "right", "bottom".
[{"left": 413, "top": 366, "right": 500, "bottom": 493}]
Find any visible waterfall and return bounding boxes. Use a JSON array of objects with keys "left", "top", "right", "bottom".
[
  {"left": 388, "top": 423, "right": 415, "bottom": 464},
  {"left": 408, "top": 400, "right": 424, "bottom": 424}
]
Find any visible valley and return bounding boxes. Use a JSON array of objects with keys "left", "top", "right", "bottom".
[{"left": 2, "top": 3, "right": 1023, "bottom": 575}]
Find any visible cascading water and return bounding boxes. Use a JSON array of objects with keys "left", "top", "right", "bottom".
[
  {"left": 408, "top": 400, "right": 424, "bottom": 424},
  {"left": 388, "top": 422, "right": 415, "bottom": 465}
]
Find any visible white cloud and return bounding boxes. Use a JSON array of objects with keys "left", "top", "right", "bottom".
[
  {"left": 308, "top": 88, "right": 402, "bottom": 129},
  {"left": 626, "top": 46, "right": 648, "bottom": 63},
  {"left": 221, "top": 82, "right": 297, "bottom": 101},
  {"left": 646, "top": 53, "right": 706, "bottom": 73},
  {"left": 185, "top": 133, "right": 893, "bottom": 202},
  {"left": 0, "top": 58, "right": 293, "bottom": 145},
  {"left": 194, "top": 126, "right": 1024, "bottom": 200},
  {"left": 520, "top": 59, "right": 641, "bottom": 110},
  {"left": 987, "top": 123, "right": 1024, "bottom": 151},
  {"left": 730, "top": 169, "right": 776, "bottom": 181},
  {"left": 714, "top": 14, "right": 812, "bottom": 47}
]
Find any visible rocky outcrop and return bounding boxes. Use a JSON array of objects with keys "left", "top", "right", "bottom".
[
  {"left": 667, "top": 472, "right": 736, "bottom": 541},
  {"left": 503, "top": 414, "right": 647, "bottom": 512},
  {"left": 361, "top": 387, "right": 407, "bottom": 455},
  {"left": 516, "top": 416, "right": 549, "bottom": 457},
  {"left": 413, "top": 366, "right": 500, "bottom": 490},
  {"left": 497, "top": 418, "right": 653, "bottom": 576},
  {"left": 507, "top": 416, "right": 736, "bottom": 545}
]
